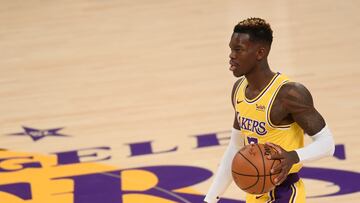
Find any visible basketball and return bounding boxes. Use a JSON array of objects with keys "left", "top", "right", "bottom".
[{"left": 231, "top": 143, "right": 281, "bottom": 194}]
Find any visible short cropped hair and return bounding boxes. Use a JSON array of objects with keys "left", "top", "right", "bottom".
[{"left": 234, "top": 17, "right": 273, "bottom": 45}]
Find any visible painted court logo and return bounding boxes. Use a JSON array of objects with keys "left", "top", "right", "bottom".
[
  {"left": 8, "top": 126, "right": 69, "bottom": 141},
  {"left": 1, "top": 129, "right": 359, "bottom": 202},
  {"left": 1, "top": 146, "right": 359, "bottom": 203},
  {"left": 0, "top": 148, "right": 227, "bottom": 203}
]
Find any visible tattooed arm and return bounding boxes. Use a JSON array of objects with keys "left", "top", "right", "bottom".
[
  {"left": 280, "top": 82, "right": 325, "bottom": 135},
  {"left": 266, "top": 82, "right": 334, "bottom": 185}
]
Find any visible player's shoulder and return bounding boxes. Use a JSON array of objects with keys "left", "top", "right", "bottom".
[
  {"left": 232, "top": 77, "right": 245, "bottom": 93},
  {"left": 231, "top": 76, "right": 246, "bottom": 107},
  {"left": 278, "top": 81, "right": 314, "bottom": 106}
]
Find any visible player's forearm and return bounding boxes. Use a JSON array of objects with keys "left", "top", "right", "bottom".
[
  {"left": 295, "top": 125, "right": 335, "bottom": 162},
  {"left": 204, "top": 128, "right": 244, "bottom": 203}
]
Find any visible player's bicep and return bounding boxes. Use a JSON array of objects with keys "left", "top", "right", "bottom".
[
  {"left": 293, "top": 107, "right": 325, "bottom": 136},
  {"left": 281, "top": 82, "right": 325, "bottom": 135}
]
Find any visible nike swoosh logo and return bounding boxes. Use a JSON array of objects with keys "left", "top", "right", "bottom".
[
  {"left": 237, "top": 100, "right": 243, "bottom": 104},
  {"left": 255, "top": 194, "right": 264, "bottom": 199}
]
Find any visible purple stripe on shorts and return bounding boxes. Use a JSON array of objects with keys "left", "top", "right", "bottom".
[{"left": 273, "top": 173, "right": 299, "bottom": 203}]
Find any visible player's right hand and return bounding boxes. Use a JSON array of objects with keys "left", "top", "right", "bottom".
[{"left": 265, "top": 142, "right": 300, "bottom": 185}]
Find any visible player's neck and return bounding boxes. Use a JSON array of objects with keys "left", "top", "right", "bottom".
[{"left": 245, "top": 64, "right": 275, "bottom": 92}]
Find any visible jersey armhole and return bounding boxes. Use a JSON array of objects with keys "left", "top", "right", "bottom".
[
  {"left": 266, "top": 80, "right": 292, "bottom": 129},
  {"left": 231, "top": 77, "right": 245, "bottom": 108}
]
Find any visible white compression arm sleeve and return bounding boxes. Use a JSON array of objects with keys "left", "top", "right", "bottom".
[
  {"left": 296, "top": 125, "right": 335, "bottom": 163},
  {"left": 204, "top": 128, "right": 244, "bottom": 203}
]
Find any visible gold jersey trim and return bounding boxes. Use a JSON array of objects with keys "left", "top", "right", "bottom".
[
  {"left": 266, "top": 80, "right": 293, "bottom": 129},
  {"left": 244, "top": 72, "right": 280, "bottom": 104},
  {"left": 232, "top": 77, "right": 245, "bottom": 107}
]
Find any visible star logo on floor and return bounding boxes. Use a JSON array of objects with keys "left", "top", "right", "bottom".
[{"left": 8, "top": 126, "right": 69, "bottom": 141}]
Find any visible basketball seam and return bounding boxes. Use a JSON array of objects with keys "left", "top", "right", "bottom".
[
  {"left": 231, "top": 170, "right": 280, "bottom": 177},
  {"left": 236, "top": 151, "right": 260, "bottom": 190},
  {"left": 237, "top": 151, "right": 260, "bottom": 175},
  {"left": 257, "top": 144, "right": 266, "bottom": 194},
  {"left": 269, "top": 160, "right": 277, "bottom": 186}
]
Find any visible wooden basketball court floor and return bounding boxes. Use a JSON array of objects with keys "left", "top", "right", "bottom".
[{"left": 0, "top": 0, "right": 359, "bottom": 202}]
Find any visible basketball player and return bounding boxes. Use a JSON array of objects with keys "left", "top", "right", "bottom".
[{"left": 204, "top": 18, "right": 335, "bottom": 203}]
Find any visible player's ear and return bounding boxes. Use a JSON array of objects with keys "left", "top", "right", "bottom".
[{"left": 256, "top": 46, "right": 267, "bottom": 61}]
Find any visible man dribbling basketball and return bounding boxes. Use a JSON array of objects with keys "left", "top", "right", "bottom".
[{"left": 204, "top": 18, "right": 335, "bottom": 203}]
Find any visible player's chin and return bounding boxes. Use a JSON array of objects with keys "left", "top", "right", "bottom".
[
  {"left": 230, "top": 65, "right": 244, "bottom": 77},
  {"left": 232, "top": 70, "right": 244, "bottom": 77}
]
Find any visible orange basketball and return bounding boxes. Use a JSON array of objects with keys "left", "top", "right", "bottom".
[{"left": 231, "top": 143, "right": 281, "bottom": 194}]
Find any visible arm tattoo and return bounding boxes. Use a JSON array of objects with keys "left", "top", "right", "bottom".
[{"left": 280, "top": 82, "right": 325, "bottom": 135}]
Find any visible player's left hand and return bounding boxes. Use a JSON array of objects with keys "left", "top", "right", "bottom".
[{"left": 265, "top": 142, "right": 300, "bottom": 185}]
